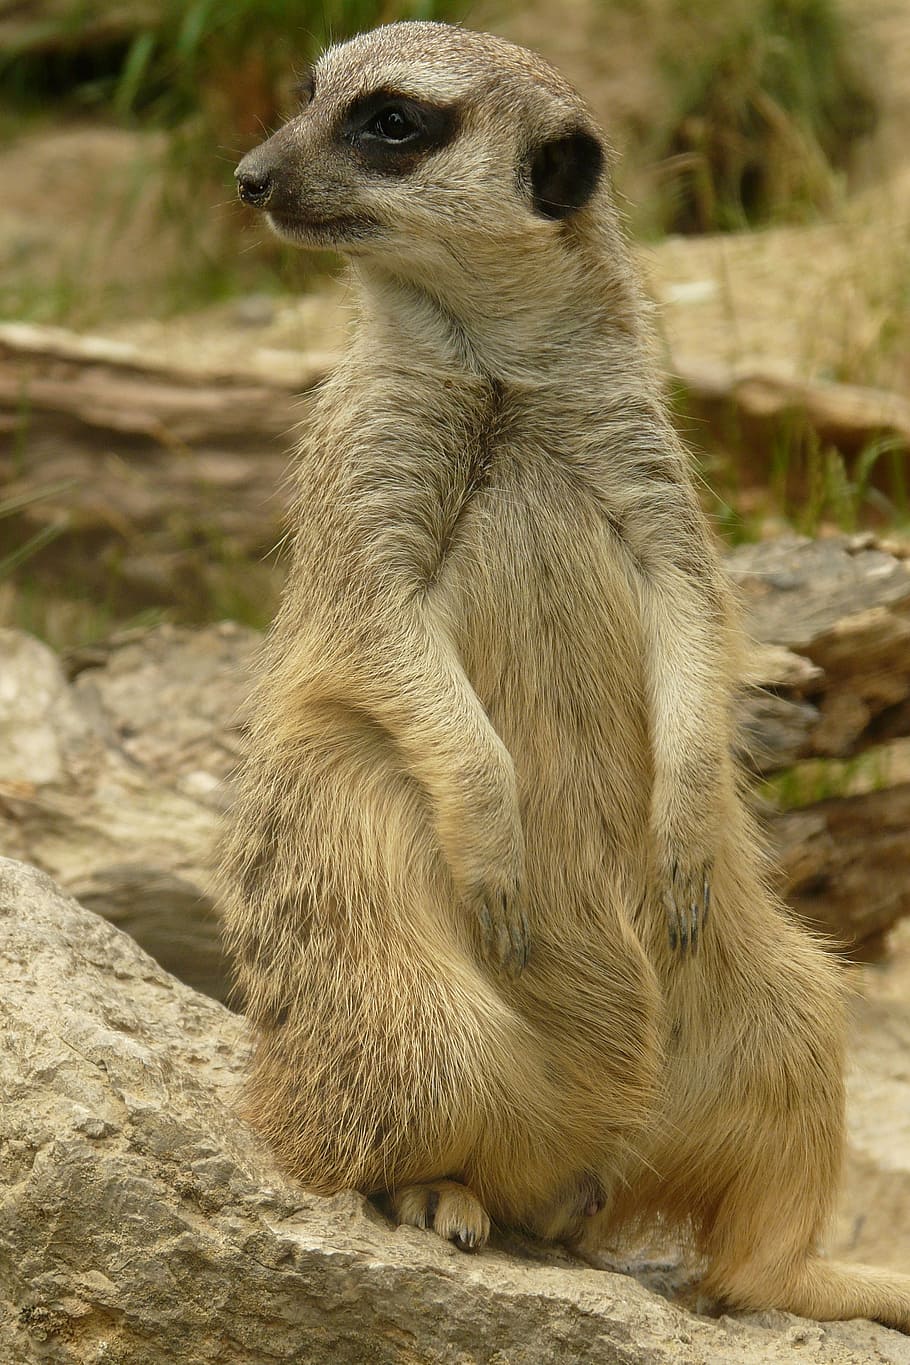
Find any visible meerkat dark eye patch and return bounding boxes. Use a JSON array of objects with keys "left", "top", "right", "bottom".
[
  {"left": 529, "top": 129, "right": 604, "bottom": 220},
  {"left": 342, "top": 88, "right": 459, "bottom": 175}
]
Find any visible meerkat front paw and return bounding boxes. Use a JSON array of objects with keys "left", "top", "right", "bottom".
[
  {"left": 442, "top": 794, "right": 528, "bottom": 975},
  {"left": 467, "top": 874, "right": 530, "bottom": 976},
  {"left": 391, "top": 1179, "right": 491, "bottom": 1252},
  {"left": 660, "top": 855, "right": 711, "bottom": 955}
]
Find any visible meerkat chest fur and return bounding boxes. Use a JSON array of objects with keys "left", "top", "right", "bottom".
[
  {"left": 292, "top": 260, "right": 670, "bottom": 600},
  {"left": 280, "top": 268, "right": 666, "bottom": 883}
]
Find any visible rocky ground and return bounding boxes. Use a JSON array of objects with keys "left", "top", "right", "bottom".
[{"left": 2, "top": 857, "right": 910, "bottom": 1365}]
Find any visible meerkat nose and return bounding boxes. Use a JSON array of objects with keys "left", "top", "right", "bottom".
[{"left": 235, "top": 157, "right": 274, "bottom": 208}]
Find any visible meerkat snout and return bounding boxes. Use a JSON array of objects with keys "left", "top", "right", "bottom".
[{"left": 235, "top": 159, "right": 273, "bottom": 208}]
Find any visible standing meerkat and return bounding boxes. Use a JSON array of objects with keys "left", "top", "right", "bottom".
[{"left": 223, "top": 21, "right": 910, "bottom": 1329}]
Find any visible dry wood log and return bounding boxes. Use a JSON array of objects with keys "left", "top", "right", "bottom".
[
  {"left": 674, "top": 359, "right": 910, "bottom": 499},
  {"left": 735, "top": 536, "right": 910, "bottom": 773},
  {"left": 730, "top": 537, "right": 910, "bottom": 954},
  {"left": 0, "top": 324, "right": 305, "bottom": 615},
  {"left": 773, "top": 783, "right": 910, "bottom": 958},
  {"left": 675, "top": 360, "right": 910, "bottom": 458},
  {"left": 0, "top": 322, "right": 317, "bottom": 447},
  {"left": 4, "top": 323, "right": 909, "bottom": 469}
]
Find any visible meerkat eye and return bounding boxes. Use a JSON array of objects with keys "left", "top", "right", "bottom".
[
  {"left": 364, "top": 104, "right": 421, "bottom": 143},
  {"left": 342, "top": 91, "right": 459, "bottom": 171}
]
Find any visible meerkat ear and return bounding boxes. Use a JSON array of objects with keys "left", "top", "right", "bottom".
[{"left": 529, "top": 128, "right": 604, "bottom": 220}]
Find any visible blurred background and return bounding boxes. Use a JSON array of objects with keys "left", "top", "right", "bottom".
[{"left": 1, "top": 0, "right": 908, "bottom": 645}]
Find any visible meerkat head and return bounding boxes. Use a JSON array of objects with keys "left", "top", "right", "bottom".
[{"left": 235, "top": 22, "right": 610, "bottom": 291}]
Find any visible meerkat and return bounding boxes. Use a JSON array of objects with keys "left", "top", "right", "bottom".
[{"left": 222, "top": 21, "right": 910, "bottom": 1331}]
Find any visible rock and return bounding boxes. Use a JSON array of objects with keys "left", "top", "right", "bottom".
[
  {"left": 0, "top": 623, "right": 259, "bottom": 999},
  {"left": 734, "top": 536, "right": 910, "bottom": 771},
  {"left": 0, "top": 631, "right": 93, "bottom": 787},
  {"left": 2, "top": 856, "right": 909, "bottom": 1365},
  {"left": 839, "top": 989, "right": 910, "bottom": 1275}
]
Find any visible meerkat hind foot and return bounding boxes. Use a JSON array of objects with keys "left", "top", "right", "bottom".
[{"left": 391, "top": 1179, "right": 491, "bottom": 1252}]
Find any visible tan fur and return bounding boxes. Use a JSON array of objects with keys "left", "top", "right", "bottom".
[{"left": 222, "top": 22, "right": 910, "bottom": 1331}]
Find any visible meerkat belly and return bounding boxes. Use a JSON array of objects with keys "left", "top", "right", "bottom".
[{"left": 437, "top": 465, "right": 654, "bottom": 891}]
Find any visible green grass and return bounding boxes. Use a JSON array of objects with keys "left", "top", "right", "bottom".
[
  {"left": 0, "top": 583, "right": 170, "bottom": 654},
  {"left": 681, "top": 375, "right": 910, "bottom": 544},
  {"left": 0, "top": 536, "right": 279, "bottom": 651},
  {"left": 0, "top": 0, "right": 465, "bottom": 322},
  {"left": 760, "top": 747, "right": 893, "bottom": 812},
  {"left": 638, "top": 0, "right": 878, "bottom": 234},
  {"left": 769, "top": 429, "right": 910, "bottom": 536},
  {"left": 2, "top": 0, "right": 462, "bottom": 126},
  {"left": 0, "top": 485, "right": 74, "bottom": 582}
]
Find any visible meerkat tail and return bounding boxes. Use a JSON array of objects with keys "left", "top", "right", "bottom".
[{"left": 714, "top": 1257, "right": 910, "bottom": 1335}]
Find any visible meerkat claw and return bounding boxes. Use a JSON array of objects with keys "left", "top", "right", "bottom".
[
  {"left": 473, "top": 889, "right": 529, "bottom": 976},
  {"left": 664, "top": 863, "right": 712, "bottom": 956},
  {"left": 511, "top": 907, "right": 531, "bottom": 971},
  {"left": 392, "top": 1180, "right": 491, "bottom": 1253},
  {"left": 477, "top": 903, "right": 494, "bottom": 943}
]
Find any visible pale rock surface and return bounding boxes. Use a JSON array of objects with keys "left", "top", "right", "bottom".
[
  {"left": 0, "top": 631, "right": 90, "bottom": 788},
  {"left": 0, "top": 623, "right": 255, "bottom": 999},
  {"left": 1, "top": 857, "right": 909, "bottom": 1365}
]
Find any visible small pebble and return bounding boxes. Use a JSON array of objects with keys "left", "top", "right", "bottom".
[{"left": 231, "top": 293, "right": 276, "bottom": 328}]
